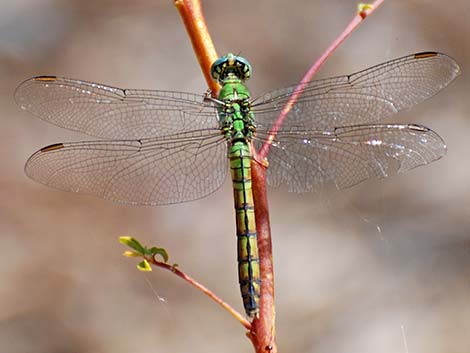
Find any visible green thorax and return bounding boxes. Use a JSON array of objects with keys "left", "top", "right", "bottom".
[{"left": 210, "top": 54, "right": 256, "bottom": 142}]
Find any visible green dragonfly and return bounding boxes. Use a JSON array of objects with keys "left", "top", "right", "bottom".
[{"left": 16, "top": 52, "right": 459, "bottom": 318}]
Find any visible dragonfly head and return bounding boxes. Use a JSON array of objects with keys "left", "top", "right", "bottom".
[{"left": 211, "top": 53, "right": 252, "bottom": 83}]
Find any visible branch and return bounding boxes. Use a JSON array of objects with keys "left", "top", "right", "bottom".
[
  {"left": 248, "top": 160, "right": 276, "bottom": 352},
  {"left": 174, "top": 1, "right": 277, "bottom": 351},
  {"left": 174, "top": 0, "right": 220, "bottom": 93},
  {"left": 174, "top": 1, "right": 387, "bottom": 353},
  {"left": 257, "top": 0, "right": 386, "bottom": 160},
  {"left": 120, "top": 236, "right": 251, "bottom": 329},
  {"left": 149, "top": 258, "right": 252, "bottom": 330}
]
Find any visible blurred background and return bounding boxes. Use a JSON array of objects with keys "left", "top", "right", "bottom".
[{"left": 0, "top": 0, "right": 468, "bottom": 352}]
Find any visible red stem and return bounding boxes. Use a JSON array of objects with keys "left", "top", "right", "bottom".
[
  {"left": 150, "top": 259, "right": 251, "bottom": 329},
  {"left": 174, "top": 0, "right": 220, "bottom": 93},
  {"left": 174, "top": 1, "right": 386, "bottom": 352},
  {"left": 248, "top": 161, "right": 277, "bottom": 352},
  {"left": 258, "top": 0, "right": 385, "bottom": 160},
  {"left": 174, "top": 1, "right": 277, "bottom": 351}
]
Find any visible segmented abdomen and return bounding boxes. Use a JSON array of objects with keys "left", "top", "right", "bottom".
[{"left": 229, "top": 141, "right": 260, "bottom": 318}]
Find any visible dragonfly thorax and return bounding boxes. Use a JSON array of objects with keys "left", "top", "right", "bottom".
[
  {"left": 213, "top": 56, "right": 255, "bottom": 142},
  {"left": 218, "top": 99, "right": 255, "bottom": 142},
  {"left": 218, "top": 76, "right": 251, "bottom": 102}
]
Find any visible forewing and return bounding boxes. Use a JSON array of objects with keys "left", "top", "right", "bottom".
[
  {"left": 253, "top": 52, "right": 460, "bottom": 131},
  {"left": 255, "top": 124, "right": 446, "bottom": 192},
  {"left": 25, "top": 130, "right": 227, "bottom": 205},
  {"left": 15, "top": 76, "right": 219, "bottom": 139}
]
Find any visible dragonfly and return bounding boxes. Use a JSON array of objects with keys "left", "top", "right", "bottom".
[{"left": 15, "top": 51, "right": 460, "bottom": 318}]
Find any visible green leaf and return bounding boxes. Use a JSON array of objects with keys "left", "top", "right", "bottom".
[
  {"left": 137, "top": 260, "right": 152, "bottom": 272},
  {"left": 122, "top": 250, "right": 142, "bottom": 258},
  {"left": 358, "top": 3, "right": 373, "bottom": 13},
  {"left": 119, "top": 236, "right": 145, "bottom": 255},
  {"left": 149, "top": 246, "right": 169, "bottom": 263}
]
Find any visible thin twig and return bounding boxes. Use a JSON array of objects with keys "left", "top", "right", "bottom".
[
  {"left": 174, "top": 2, "right": 277, "bottom": 351},
  {"left": 249, "top": 161, "right": 276, "bottom": 352},
  {"left": 149, "top": 258, "right": 252, "bottom": 330},
  {"left": 173, "top": 1, "right": 387, "bottom": 353},
  {"left": 174, "top": 0, "right": 220, "bottom": 93},
  {"left": 258, "top": 0, "right": 386, "bottom": 160}
]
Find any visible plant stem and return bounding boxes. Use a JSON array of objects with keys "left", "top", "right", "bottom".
[
  {"left": 174, "top": 1, "right": 386, "bottom": 353},
  {"left": 174, "top": 0, "right": 220, "bottom": 93},
  {"left": 174, "top": 1, "right": 277, "bottom": 352},
  {"left": 258, "top": 0, "right": 386, "bottom": 160},
  {"left": 249, "top": 160, "right": 276, "bottom": 352},
  {"left": 149, "top": 259, "right": 251, "bottom": 329}
]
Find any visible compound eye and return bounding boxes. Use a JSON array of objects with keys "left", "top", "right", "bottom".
[
  {"left": 236, "top": 58, "right": 252, "bottom": 81},
  {"left": 241, "top": 67, "right": 249, "bottom": 79}
]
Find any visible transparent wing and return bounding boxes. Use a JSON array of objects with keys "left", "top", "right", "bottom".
[
  {"left": 252, "top": 52, "right": 460, "bottom": 131},
  {"left": 15, "top": 76, "right": 219, "bottom": 139},
  {"left": 25, "top": 129, "right": 228, "bottom": 205},
  {"left": 254, "top": 124, "right": 446, "bottom": 192}
]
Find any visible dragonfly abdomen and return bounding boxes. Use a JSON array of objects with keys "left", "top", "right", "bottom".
[{"left": 229, "top": 141, "right": 260, "bottom": 318}]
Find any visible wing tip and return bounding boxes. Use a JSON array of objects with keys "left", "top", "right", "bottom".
[
  {"left": 407, "top": 123, "right": 429, "bottom": 132},
  {"left": 414, "top": 51, "right": 439, "bottom": 59},
  {"left": 407, "top": 123, "right": 447, "bottom": 158},
  {"left": 33, "top": 75, "right": 58, "bottom": 82},
  {"left": 15, "top": 75, "right": 58, "bottom": 108},
  {"left": 24, "top": 143, "right": 65, "bottom": 177},
  {"left": 414, "top": 51, "right": 461, "bottom": 79},
  {"left": 39, "top": 143, "right": 65, "bottom": 153}
]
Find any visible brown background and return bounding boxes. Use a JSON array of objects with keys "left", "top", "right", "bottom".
[{"left": 0, "top": 1, "right": 469, "bottom": 352}]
